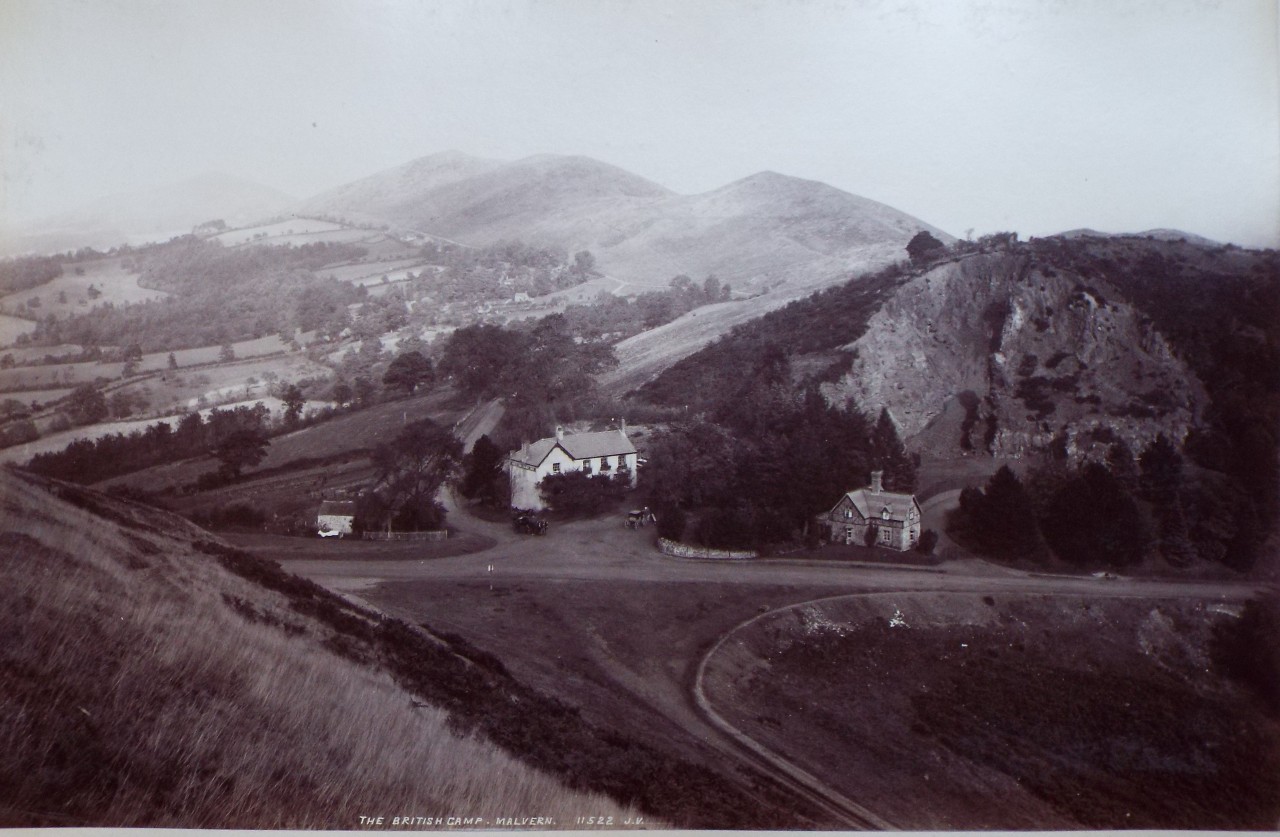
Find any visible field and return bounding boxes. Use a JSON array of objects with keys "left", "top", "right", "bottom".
[
  {"left": 0, "top": 258, "right": 167, "bottom": 327},
  {"left": 208, "top": 218, "right": 349, "bottom": 246},
  {"left": 700, "top": 592, "right": 1280, "bottom": 829},
  {"left": 95, "top": 388, "right": 468, "bottom": 495},
  {"left": 322, "top": 258, "right": 426, "bottom": 284},
  {"left": 0, "top": 469, "right": 643, "bottom": 828},
  {"left": 0, "top": 314, "right": 36, "bottom": 346}
]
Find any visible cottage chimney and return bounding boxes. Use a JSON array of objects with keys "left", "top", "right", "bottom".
[
  {"left": 870, "top": 470, "right": 884, "bottom": 493},
  {"left": 620, "top": 417, "right": 627, "bottom": 434},
  {"left": 555, "top": 425, "right": 564, "bottom": 441}
]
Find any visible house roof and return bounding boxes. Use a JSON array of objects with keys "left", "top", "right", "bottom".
[
  {"left": 835, "top": 488, "right": 919, "bottom": 522},
  {"left": 510, "top": 429, "right": 636, "bottom": 468},
  {"left": 318, "top": 500, "right": 357, "bottom": 517}
]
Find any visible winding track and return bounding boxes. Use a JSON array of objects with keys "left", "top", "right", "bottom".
[{"left": 270, "top": 502, "right": 1270, "bottom": 830}]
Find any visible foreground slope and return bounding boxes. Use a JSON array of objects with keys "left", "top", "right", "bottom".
[{"left": 0, "top": 468, "right": 642, "bottom": 828}]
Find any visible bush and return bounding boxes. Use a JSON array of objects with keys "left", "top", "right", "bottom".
[
  {"left": 916, "top": 529, "right": 939, "bottom": 555},
  {"left": 538, "top": 470, "right": 627, "bottom": 515}
]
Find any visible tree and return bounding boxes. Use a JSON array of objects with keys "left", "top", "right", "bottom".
[
  {"left": 353, "top": 376, "right": 378, "bottom": 407},
  {"left": 123, "top": 343, "right": 143, "bottom": 363},
  {"left": 459, "top": 434, "right": 507, "bottom": 506},
  {"left": 330, "top": 381, "right": 353, "bottom": 407},
  {"left": 213, "top": 428, "right": 269, "bottom": 479},
  {"left": 167, "top": 352, "right": 178, "bottom": 370},
  {"left": 219, "top": 343, "right": 236, "bottom": 362},
  {"left": 66, "top": 384, "right": 108, "bottom": 425},
  {"left": 871, "top": 408, "right": 917, "bottom": 492},
  {"left": 1041, "top": 462, "right": 1149, "bottom": 567},
  {"left": 281, "top": 384, "right": 305, "bottom": 426},
  {"left": 573, "top": 250, "right": 596, "bottom": 276},
  {"left": 906, "top": 230, "right": 946, "bottom": 263},
  {"left": 382, "top": 350, "right": 435, "bottom": 396},
  {"left": 948, "top": 466, "right": 1047, "bottom": 562},
  {"left": 369, "top": 419, "right": 461, "bottom": 531}
]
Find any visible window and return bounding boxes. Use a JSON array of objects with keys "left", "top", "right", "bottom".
[
  {"left": 880, "top": 528, "right": 893, "bottom": 544},
  {"left": 844, "top": 508, "right": 853, "bottom": 519},
  {"left": 552, "top": 463, "right": 561, "bottom": 474},
  {"left": 601, "top": 457, "right": 611, "bottom": 470}
]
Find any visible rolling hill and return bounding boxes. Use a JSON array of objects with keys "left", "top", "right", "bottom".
[{"left": 299, "top": 151, "right": 948, "bottom": 291}]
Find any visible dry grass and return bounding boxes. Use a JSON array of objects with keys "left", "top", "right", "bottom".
[{"left": 0, "top": 469, "right": 644, "bottom": 828}]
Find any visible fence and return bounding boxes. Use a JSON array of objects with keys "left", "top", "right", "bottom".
[
  {"left": 657, "top": 537, "right": 756, "bottom": 561},
  {"left": 361, "top": 530, "right": 448, "bottom": 542}
]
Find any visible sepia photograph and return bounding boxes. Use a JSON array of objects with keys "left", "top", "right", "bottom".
[{"left": 1, "top": 0, "right": 1278, "bottom": 831}]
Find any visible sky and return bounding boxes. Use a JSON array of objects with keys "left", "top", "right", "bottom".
[{"left": 1, "top": 0, "right": 1277, "bottom": 246}]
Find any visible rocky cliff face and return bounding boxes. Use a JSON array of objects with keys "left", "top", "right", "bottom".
[{"left": 822, "top": 253, "right": 1207, "bottom": 460}]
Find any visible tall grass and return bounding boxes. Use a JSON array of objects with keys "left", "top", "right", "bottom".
[{"left": 0, "top": 470, "right": 643, "bottom": 828}]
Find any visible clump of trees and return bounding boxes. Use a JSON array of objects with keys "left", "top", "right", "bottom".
[
  {"left": 643, "top": 380, "right": 917, "bottom": 551},
  {"left": 26, "top": 403, "right": 273, "bottom": 485},
  {"left": 359, "top": 418, "right": 461, "bottom": 533},
  {"left": 438, "top": 315, "right": 618, "bottom": 445},
  {"left": 0, "top": 254, "right": 62, "bottom": 295},
  {"left": 948, "top": 432, "right": 1263, "bottom": 572}
]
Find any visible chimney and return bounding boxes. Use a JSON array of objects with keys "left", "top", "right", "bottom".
[
  {"left": 870, "top": 470, "right": 884, "bottom": 493},
  {"left": 620, "top": 417, "right": 627, "bottom": 434},
  {"left": 555, "top": 425, "right": 564, "bottom": 441}
]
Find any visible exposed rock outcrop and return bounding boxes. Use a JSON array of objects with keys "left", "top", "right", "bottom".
[{"left": 823, "top": 253, "right": 1207, "bottom": 460}]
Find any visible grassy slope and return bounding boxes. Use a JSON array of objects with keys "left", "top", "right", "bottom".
[
  {"left": 704, "top": 592, "right": 1280, "bottom": 830},
  {"left": 0, "top": 468, "right": 643, "bottom": 828}
]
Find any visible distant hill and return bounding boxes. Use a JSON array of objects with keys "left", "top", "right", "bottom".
[
  {"left": 1057, "top": 227, "right": 1221, "bottom": 248},
  {"left": 4, "top": 173, "right": 294, "bottom": 255},
  {"left": 299, "top": 152, "right": 948, "bottom": 292}
]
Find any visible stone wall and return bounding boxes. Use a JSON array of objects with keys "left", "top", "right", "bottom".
[{"left": 658, "top": 537, "right": 755, "bottom": 561}]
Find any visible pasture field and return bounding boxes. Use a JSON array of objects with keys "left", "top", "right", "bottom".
[
  {"left": 208, "top": 218, "right": 348, "bottom": 245},
  {"left": 95, "top": 389, "right": 466, "bottom": 494},
  {"left": 0, "top": 387, "right": 74, "bottom": 408},
  {"left": 0, "top": 313, "right": 37, "bottom": 346},
  {"left": 0, "top": 358, "right": 126, "bottom": 391},
  {"left": 0, "top": 257, "right": 167, "bottom": 324},
  {"left": 110, "top": 353, "right": 329, "bottom": 416},
  {"left": 260, "top": 229, "right": 383, "bottom": 248},
  {"left": 1, "top": 343, "right": 82, "bottom": 363},
  {"left": 323, "top": 258, "right": 425, "bottom": 283}
]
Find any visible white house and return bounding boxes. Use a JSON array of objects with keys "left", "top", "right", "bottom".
[
  {"left": 316, "top": 500, "right": 356, "bottom": 537},
  {"left": 507, "top": 425, "right": 638, "bottom": 510},
  {"left": 824, "top": 471, "right": 921, "bottom": 551}
]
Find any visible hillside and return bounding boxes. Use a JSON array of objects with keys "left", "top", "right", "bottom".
[
  {"left": 299, "top": 152, "right": 947, "bottom": 293},
  {"left": 0, "top": 467, "right": 651, "bottom": 828},
  {"left": 826, "top": 251, "right": 1207, "bottom": 460}
]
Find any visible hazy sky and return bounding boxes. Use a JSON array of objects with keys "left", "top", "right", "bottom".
[{"left": 1, "top": 0, "right": 1277, "bottom": 245}]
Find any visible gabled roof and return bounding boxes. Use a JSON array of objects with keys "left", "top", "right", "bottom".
[
  {"left": 833, "top": 488, "right": 919, "bottom": 522},
  {"left": 509, "top": 429, "right": 636, "bottom": 468},
  {"left": 318, "top": 500, "right": 357, "bottom": 517}
]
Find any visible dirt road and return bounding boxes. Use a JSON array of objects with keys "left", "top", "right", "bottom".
[{"left": 268, "top": 505, "right": 1268, "bottom": 829}]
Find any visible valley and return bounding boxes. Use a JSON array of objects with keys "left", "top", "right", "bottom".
[{"left": 3, "top": 149, "right": 1278, "bottom": 830}]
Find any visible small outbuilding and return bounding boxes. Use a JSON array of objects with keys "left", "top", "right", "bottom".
[
  {"left": 825, "top": 471, "right": 921, "bottom": 551},
  {"left": 317, "top": 500, "right": 357, "bottom": 537}
]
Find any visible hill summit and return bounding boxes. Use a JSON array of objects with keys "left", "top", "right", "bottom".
[{"left": 298, "top": 151, "right": 947, "bottom": 293}]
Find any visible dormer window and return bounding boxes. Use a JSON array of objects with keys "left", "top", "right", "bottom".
[{"left": 881, "top": 508, "right": 890, "bottom": 520}]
